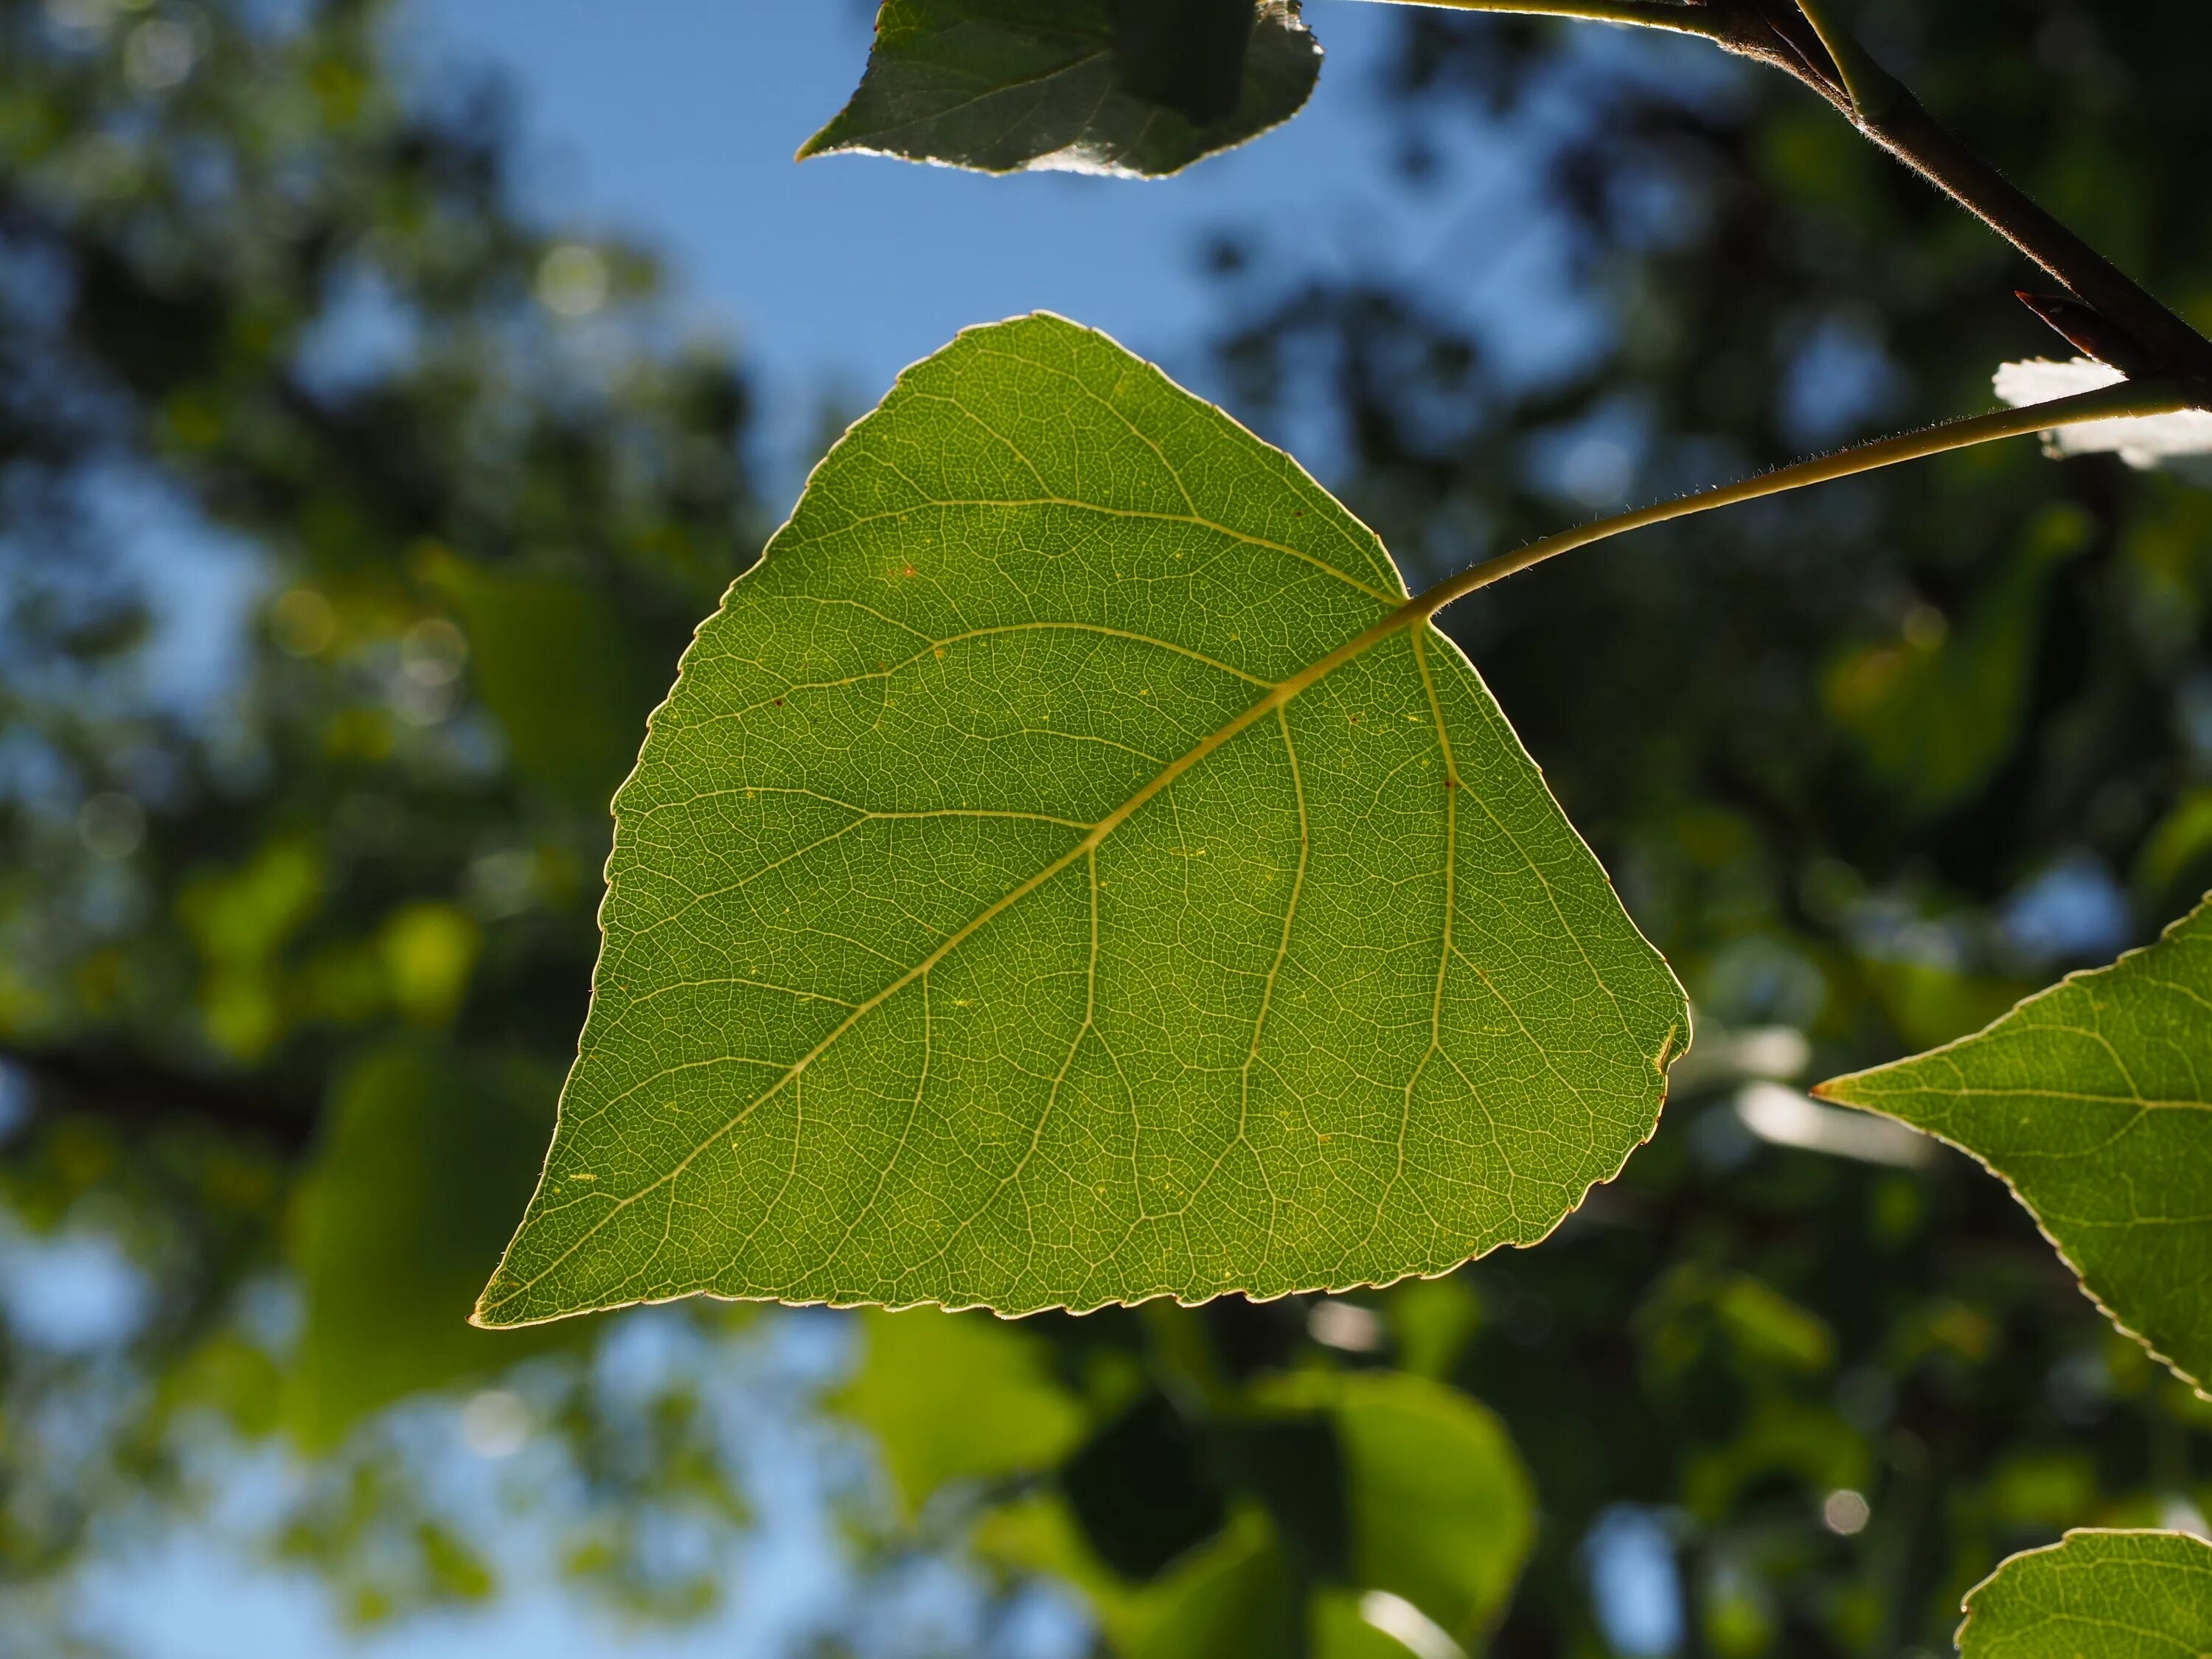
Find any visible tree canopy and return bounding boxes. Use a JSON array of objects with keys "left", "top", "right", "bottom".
[{"left": 6, "top": 0, "right": 2212, "bottom": 1653}]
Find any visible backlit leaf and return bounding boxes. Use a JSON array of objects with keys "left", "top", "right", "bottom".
[
  {"left": 973, "top": 1373, "right": 1533, "bottom": 1656},
  {"left": 976, "top": 1493, "right": 1295, "bottom": 1659},
  {"left": 1133, "top": 1512, "right": 1301, "bottom": 1659},
  {"left": 476, "top": 313, "right": 1686, "bottom": 1326},
  {"left": 1815, "top": 894, "right": 2212, "bottom": 1391},
  {"left": 799, "top": 0, "right": 1322, "bottom": 178},
  {"left": 1958, "top": 1530, "right": 2212, "bottom": 1658}
]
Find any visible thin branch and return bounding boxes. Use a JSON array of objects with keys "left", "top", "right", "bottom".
[
  {"left": 1789, "top": 0, "right": 1897, "bottom": 116},
  {"left": 1, "top": 1038, "right": 319, "bottom": 1154},
  {"left": 1846, "top": 92, "right": 2212, "bottom": 386},
  {"left": 1231, "top": 383, "right": 2189, "bottom": 754},
  {"left": 1730, "top": 0, "right": 2212, "bottom": 383},
  {"left": 1412, "top": 380, "right": 2189, "bottom": 617},
  {"left": 1352, "top": 0, "right": 2212, "bottom": 394}
]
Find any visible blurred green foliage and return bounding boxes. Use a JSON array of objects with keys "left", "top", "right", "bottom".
[
  {"left": 0, "top": 0, "right": 762, "bottom": 1638},
  {"left": 4, "top": 0, "right": 2212, "bottom": 1654},
  {"left": 286, "top": 1040, "right": 564, "bottom": 1447},
  {"left": 834, "top": 1307, "right": 1091, "bottom": 1518}
]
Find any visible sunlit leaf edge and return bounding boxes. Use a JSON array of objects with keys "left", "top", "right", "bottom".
[
  {"left": 796, "top": 0, "right": 1324, "bottom": 181},
  {"left": 1813, "top": 891, "right": 2212, "bottom": 1396},
  {"left": 1956, "top": 1528, "right": 2212, "bottom": 1658}
]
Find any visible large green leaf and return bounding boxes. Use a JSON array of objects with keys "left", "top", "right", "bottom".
[
  {"left": 476, "top": 312, "right": 1686, "bottom": 1326},
  {"left": 799, "top": 0, "right": 1322, "bottom": 178},
  {"left": 1958, "top": 1530, "right": 2212, "bottom": 1658},
  {"left": 1815, "top": 895, "right": 2212, "bottom": 1391}
]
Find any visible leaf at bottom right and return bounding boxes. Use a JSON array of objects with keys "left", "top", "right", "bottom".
[
  {"left": 1814, "top": 894, "right": 2212, "bottom": 1392},
  {"left": 1960, "top": 1531, "right": 2212, "bottom": 1658}
]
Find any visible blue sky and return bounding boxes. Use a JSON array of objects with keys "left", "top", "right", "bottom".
[
  {"left": 410, "top": 1, "right": 1603, "bottom": 487},
  {"left": 128, "top": 0, "right": 1627, "bottom": 712}
]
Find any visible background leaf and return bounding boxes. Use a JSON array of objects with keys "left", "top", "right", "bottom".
[
  {"left": 427, "top": 555, "right": 664, "bottom": 808},
  {"left": 1958, "top": 1529, "right": 2212, "bottom": 1658},
  {"left": 830, "top": 1307, "right": 1088, "bottom": 1515},
  {"left": 1815, "top": 894, "right": 2212, "bottom": 1391},
  {"left": 1265, "top": 1369, "right": 1534, "bottom": 1645},
  {"left": 964, "top": 1369, "right": 1532, "bottom": 1658},
  {"left": 287, "top": 1042, "right": 568, "bottom": 1449},
  {"left": 799, "top": 0, "right": 1323, "bottom": 178},
  {"left": 478, "top": 311, "right": 1686, "bottom": 1325},
  {"left": 1822, "top": 505, "right": 2093, "bottom": 820}
]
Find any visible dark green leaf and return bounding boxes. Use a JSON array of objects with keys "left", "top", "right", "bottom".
[
  {"left": 1065, "top": 1391, "right": 1231, "bottom": 1579},
  {"left": 830, "top": 1306, "right": 1088, "bottom": 1515},
  {"left": 428, "top": 557, "right": 664, "bottom": 807},
  {"left": 799, "top": 0, "right": 1322, "bottom": 178},
  {"left": 974, "top": 1373, "right": 1532, "bottom": 1655},
  {"left": 1262, "top": 1371, "right": 1534, "bottom": 1644},
  {"left": 1822, "top": 505, "right": 2092, "bottom": 820}
]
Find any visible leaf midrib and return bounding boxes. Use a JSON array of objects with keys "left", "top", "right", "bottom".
[
  {"left": 1868, "top": 1085, "right": 2212, "bottom": 1112},
  {"left": 475, "top": 590, "right": 1440, "bottom": 1324}
]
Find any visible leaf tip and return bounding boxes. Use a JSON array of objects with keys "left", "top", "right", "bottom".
[
  {"left": 469, "top": 1272, "right": 534, "bottom": 1331},
  {"left": 1806, "top": 1068, "right": 1870, "bottom": 1105},
  {"left": 793, "top": 123, "right": 842, "bottom": 164}
]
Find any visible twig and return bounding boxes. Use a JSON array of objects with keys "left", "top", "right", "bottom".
[
  {"left": 1716, "top": 0, "right": 2212, "bottom": 390},
  {"left": 1414, "top": 380, "right": 2188, "bottom": 615},
  {"left": 1161, "top": 385, "right": 2191, "bottom": 785},
  {"left": 1352, "top": 0, "right": 2212, "bottom": 395},
  {"left": 1790, "top": 0, "right": 1898, "bottom": 116}
]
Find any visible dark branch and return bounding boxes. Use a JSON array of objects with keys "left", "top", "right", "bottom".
[
  {"left": 1, "top": 1039, "right": 320, "bottom": 1155},
  {"left": 1698, "top": 0, "right": 2212, "bottom": 395}
]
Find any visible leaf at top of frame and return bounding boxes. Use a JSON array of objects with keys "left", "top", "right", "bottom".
[
  {"left": 799, "top": 0, "right": 1322, "bottom": 179},
  {"left": 474, "top": 311, "right": 1686, "bottom": 1327},
  {"left": 1817, "top": 893, "right": 2212, "bottom": 1393}
]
